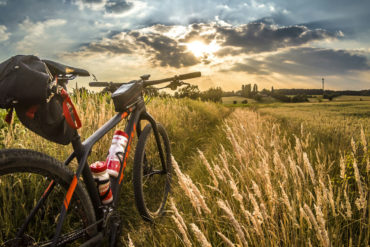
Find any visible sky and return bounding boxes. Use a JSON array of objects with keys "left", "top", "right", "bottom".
[{"left": 0, "top": 0, "right": 369, "bottom": 91}]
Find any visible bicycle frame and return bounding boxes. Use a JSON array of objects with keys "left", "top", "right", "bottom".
[
  {"left": 17, "top": 92, "right": 166, "bottom": 246},
  {"left": 14, "top": 71, "right": 201, "bottom": 246}
]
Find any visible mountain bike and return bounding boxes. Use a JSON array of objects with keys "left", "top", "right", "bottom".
[{"left": 0, "top": 64, "right": 201, "bottom": 246}]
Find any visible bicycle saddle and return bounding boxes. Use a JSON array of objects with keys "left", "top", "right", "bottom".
[{"left": 43, "top": 59, "right": 90, "bottom": 77}]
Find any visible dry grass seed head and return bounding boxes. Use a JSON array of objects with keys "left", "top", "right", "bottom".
[
  {"left": 303, "top": 152, "right": 316, "bottom": 185},
  {"left": 217, "top": 200, "right": 247, "bottom": 243},
  {"left": 198, "top": 149, "right": 219, "bottom": 188},
  {"left": 314, "top": 205, "right": 330, "bottom": 247},
  {"left": 127, "top": 234, "right": 135, "bottom": 247},
  {"left": 190, "top": 223, "right": 212, "bottom": 247},
  {"left": 217, "top": 232, "right": 236, "bottom": 247},
  {"left": 171, "top": 215, "right": 192, "bottom": 247}
]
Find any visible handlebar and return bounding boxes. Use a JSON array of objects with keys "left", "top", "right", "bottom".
[
  {"left": 89, "top": 82, "right": 114, "bottom": 87},
  {"left": 89, "top": 71, "right": 201, "bottom": 88},
  {"left": 143, "top": 72, "right": 201, "bottom": 87}
]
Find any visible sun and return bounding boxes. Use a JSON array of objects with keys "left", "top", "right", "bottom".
[{"left": 186, "top": 40, "right": 220, "bottom": 58}]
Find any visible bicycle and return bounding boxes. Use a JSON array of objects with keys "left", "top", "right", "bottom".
[{"left": 0, "top": 60, "right": 201, "bottom": 246}]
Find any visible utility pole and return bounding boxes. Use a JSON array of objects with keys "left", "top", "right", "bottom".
[{"left": 322, "top": 78, "right": 325, "bottom": 97}]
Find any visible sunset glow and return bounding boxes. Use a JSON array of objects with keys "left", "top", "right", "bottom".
[
  {"left": 186, "top": 40, "right": 220, "bottom": 58},
  {"left": 0, "top": 0, "right": 369, "bottom": 90}
]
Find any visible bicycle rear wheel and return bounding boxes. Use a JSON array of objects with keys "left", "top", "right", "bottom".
[
  {"left": 0, "top": 149, "right": 97, "bottom": 246},
  {"left": 133, "top": 122, "right": 172, "bottom": 221}
]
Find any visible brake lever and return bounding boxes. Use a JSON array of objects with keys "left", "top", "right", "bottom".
[{"left": 167, "top": 80, "right": 189, "bottom": 90}]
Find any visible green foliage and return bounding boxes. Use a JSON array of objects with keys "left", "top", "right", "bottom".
[
  {"left": 200, "top": 87, "right": 223, "bottom": 103},
  {"left": 175, "top": 85, "right": 200, "bottom": 99}
]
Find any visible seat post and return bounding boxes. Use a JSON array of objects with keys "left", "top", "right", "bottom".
[
  {"left": 58, "top": 78, "right": 69, "bottom": 90},
  {"left": 71, "top": 131, "right": 84, "bottom": 156}
]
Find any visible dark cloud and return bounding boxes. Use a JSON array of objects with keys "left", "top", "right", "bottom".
[
  {"left": 229, "top": 62, "right": 269, "bottom": 75},
  {"left": 179, "top": 24, "right": 216, "bottom": 44},
  {"left": 76, "top": 30, "right": 199, "bottom": 68},
  {"left": 105, "top": 0, "right": 133, "bottom": 14},
  {"left": 83, "top": 41, "right": 132, "bottom": 54},
  {"left": 229, "top": 48, "right": 370, "bottom": 76},
  {"left": 82, "top": 0, "right": 103, "bottom": 3},
  {"left": 216, "top": 23, "right": 339, "bottom": 54},
  {"left": 215, "top": 47, "right": 242, "bottom": 57},
  {"left": 74, "top": 21, "right": 349, "bottom": 69},
  {"left": 131, "top": 31, "right": 199, "bottom": 68}
]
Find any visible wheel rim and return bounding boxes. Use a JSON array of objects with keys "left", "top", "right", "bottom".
[
  {"left": 141, "top": 129, "right": 170, "bottom": 216},
  {"left": 0, "top": 171, "right": 90, "bottom": 246}
]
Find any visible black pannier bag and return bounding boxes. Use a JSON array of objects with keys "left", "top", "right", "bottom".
[
  {"left": 0, "top": 55, "right": 81, "bottom": 145},
  {"left": 0, "top": 55, "right": 50, "bottom": 108},
  {"left": 15, "top": 93, "right": 78, "bottom": 145}
]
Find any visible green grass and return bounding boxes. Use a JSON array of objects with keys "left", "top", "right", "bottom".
[
  {"left": 0, "top": 95, "right": 369, "bottom": 246},
  {"left": 222, "top": 96, "right": 255, "bottom": 104},
  {"left": 333, "top": 95, "right": 370, "bottom": 101}
]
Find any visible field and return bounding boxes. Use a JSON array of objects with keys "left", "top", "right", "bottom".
[
  {"left": 333, "top": 95, "right": 370, "bottom": 101},
  {"left": 0, "top": 94, "right": 369, "bottom": 246}
]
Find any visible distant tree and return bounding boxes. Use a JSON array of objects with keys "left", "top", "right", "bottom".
[
  {"left": 253, "top": 84, "right": 258, "bottom": 93},
  {"left": 177, "top": 85, "right": 200, "bottom": 99},
  {"left": 261, "top": 88, "right": 270, "bottom": 95},
  {"left": 271, "top": 92, "right": 291, "bottom": 102},
  {"left": 271, "top": 86, "right": 274, "bottom": 93},
  {"left": 241, "top": 99, "right": 248, "bottom": 104},
  {"left": 241, "top": 84, "right": 251, "bottom": 97},
  {"left": 233, "top": 101, "right": 237, "bottom": 104},
  {"left": 201, "top": 87, "right": 223, "bottom": 103},
  {"left": 323, "top": 93, "right": 339, "bottom": 101},
  {"left": 291, "top": 94, "right": 309, "bottom": 102}
]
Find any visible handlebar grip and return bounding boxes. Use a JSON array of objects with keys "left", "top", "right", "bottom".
[
  {"left": 89, "top": 82, "right": 110, "bottom": 87},
  {"left": 178, "top": 72, "right": 201, "bottom": 80}
]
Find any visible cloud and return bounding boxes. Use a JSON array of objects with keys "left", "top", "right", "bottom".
[
  {"left": 135, "top": 0, "right": 283, "bottom": 27},
  {"left": 73, "top": 0, "right": 107, "bottom": 11},
  {"left": 0, "top": 25, "right": 10, "bottom": 42},
  {"left": 132, "top": 31, "right": 199, "bottom": 68},
  {"left": 228, "top": 62, "right": 269, "bottom": 75},
  {"left": 105, "top": 0, "right": 133, "bottom": 14},
  {"left": 71, "top": 21, "right": 344, "bottom": 69},
  {"left": 73, "top": 0, "right": 133, "bottom": 14},
  {"left": 72, "top": 28, "right": 199, "bottom": 68},
  {"left": 229, "top": 47, "right": 370, "bottom": 76},
  {"left": 76, "top": 33, "right": 133, "bottom": 54},
  {"left": 16, "top": 18, "right": 67, "bottom": 54},
  {"left": 0, "top": 0, "right": 7, "bottom": 6},
  {"left": 215, "top": 22, "right": 340, "bottom": 54}
]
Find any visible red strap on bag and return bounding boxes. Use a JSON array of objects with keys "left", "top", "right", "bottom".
[{"left": 60, "top": 89, "right": 82, "bottom": 129}]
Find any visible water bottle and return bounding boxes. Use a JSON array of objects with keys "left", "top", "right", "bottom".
[
  {"left": 106, "top": 130, "right": 128, "bottom": 178},
  {"left": 90, "top": 161, "right": 113, "bottom": 205}
]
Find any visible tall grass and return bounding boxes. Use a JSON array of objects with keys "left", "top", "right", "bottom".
[
  {"left": 0, "top": 92, "right": 231, "bottom": 245},
  {"left": 134, "top": 108, "right": 368, "bottom": 246},
  {"left": 0, "top": 95, "right": 368, "bottom": 246}
]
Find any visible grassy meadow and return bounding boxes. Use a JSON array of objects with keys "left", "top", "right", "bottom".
[{"left": 0, "top": 93, "right": 369, "bottom": 246}]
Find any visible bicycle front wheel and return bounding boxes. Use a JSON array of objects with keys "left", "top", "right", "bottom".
[
  {"left": 0, "top": 149, "right": 97, "bottom": 246},
  {"left": 133, "top": 122, "right": 172, "bottom": 221}
]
